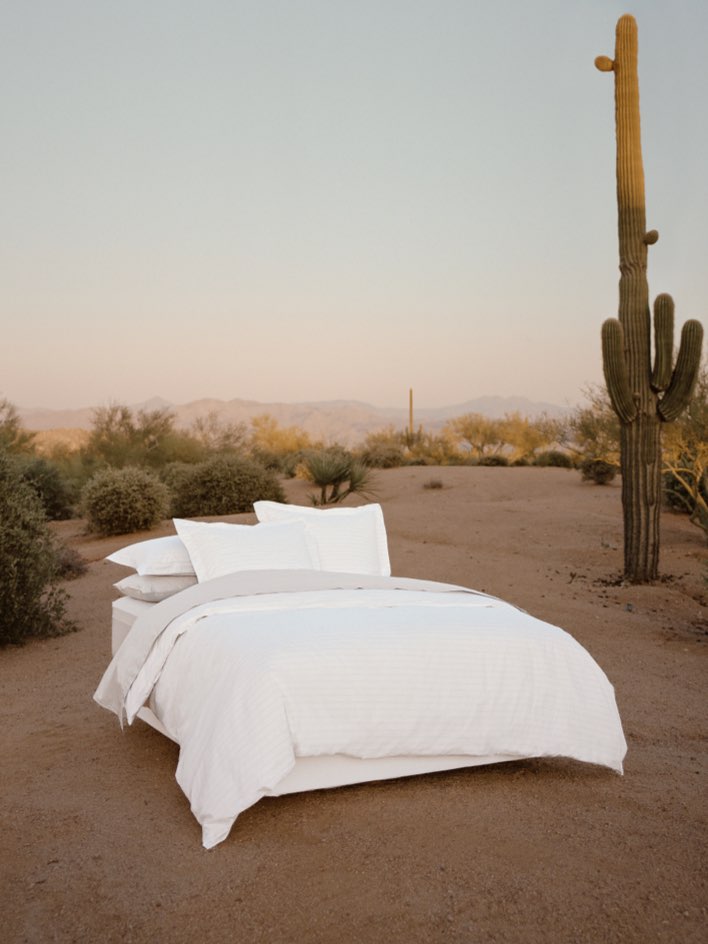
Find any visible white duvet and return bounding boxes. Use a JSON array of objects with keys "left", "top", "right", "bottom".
[{"left": 95, "top": 571, "right": 627, "bottom": 848}]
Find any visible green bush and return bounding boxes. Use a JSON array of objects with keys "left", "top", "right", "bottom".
[
  {"left": 580, "top": 458, "right": 618, "bottom": 485},
  {"left": 159, "top": 461, "right": 196, "bottom": 514},
  {"left": 534, "top": 450, "right": 575, "bottom": 469},
  {"left": 171, "top": 455, "right": 285, "bottom": 517},
  {"left": 0, "top": 450, "right": 75, "bottom": 646},
  {"left": 477, "top": 455, "right": 509, "bottom": 467},
  {"left": 19, "top": 456, "right": 76, "bottom": 520},
  {"left": 82, "top": 466, "right": 169, "bottom": 535}
]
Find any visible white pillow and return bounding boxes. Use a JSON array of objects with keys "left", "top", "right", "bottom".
[
  {"left": 253, "top": 502, "right": 391, "bottom": 577},
  {"left": 114, "top": 573, "right": 197, "bottom": 603},
  {"left": 173, "top": 518, "right": 318, "bottom": 583},
  {"left": 106, "top": 535, "right": 195, "bottom": 576}
]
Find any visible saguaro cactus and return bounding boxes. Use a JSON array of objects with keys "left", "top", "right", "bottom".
[{"left": 595, "top": 15, "right": 703, "bottom": 583}]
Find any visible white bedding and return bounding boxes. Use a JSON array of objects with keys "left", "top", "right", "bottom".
[{"left": 96, "top": 570, "right": 626, "bottom": 849}]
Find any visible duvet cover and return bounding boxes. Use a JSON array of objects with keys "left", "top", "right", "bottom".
[{"left": 95, "top": 570, "right": 627, "bottom": 848}]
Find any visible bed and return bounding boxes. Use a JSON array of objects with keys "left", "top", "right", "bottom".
[{"left": 95, "top": 502, "right": 627, "bottom": 849}]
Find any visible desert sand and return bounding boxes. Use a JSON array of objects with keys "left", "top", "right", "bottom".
[{"left": 3, "top": 466, "right": 706, "bottom": 944}]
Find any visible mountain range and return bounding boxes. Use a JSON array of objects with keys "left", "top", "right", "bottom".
[{"left": 19, "top": 395, "right": 569, "bottom": 448}]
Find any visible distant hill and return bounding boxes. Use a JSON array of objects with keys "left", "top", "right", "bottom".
[{"left": 19, "top": 395, "right": 569, "bottom": 448}]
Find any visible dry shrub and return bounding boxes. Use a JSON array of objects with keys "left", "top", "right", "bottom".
[
  {"left": 171, "top": 455, "right": 285, "bottom": 517},
  {"left": 0, "top": 450, "right": 75, "bottom": 646},
  {"left": 82, "top": 467, "right": 169, "bottom": 535}
]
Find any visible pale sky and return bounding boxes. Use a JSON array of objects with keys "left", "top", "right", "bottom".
[{"left": 2, "top": 0, "right": 706, "bottom": 411}]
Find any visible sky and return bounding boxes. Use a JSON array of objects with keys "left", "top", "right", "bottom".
[{"left": 2, "top": 0, "right": 706, "bottom": 411}]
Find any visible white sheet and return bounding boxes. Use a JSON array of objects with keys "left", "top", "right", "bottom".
[{"left": 95, "top": 572, "right": 626, "bottom": 849}]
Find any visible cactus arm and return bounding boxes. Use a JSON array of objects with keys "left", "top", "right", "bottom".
[
  {"left": 594, "top": 56, "right": 614, "bottom": 72},
  {"left": 658, "top": 320, "right": 705, "bottom": 421},
  {"left": 602, "top": 318, "right": 638, "bottom": 422},
  {"left": 651, "top": 293, "right": 675, "bottom": 391}
]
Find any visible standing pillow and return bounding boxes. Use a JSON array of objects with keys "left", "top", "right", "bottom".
[
  {"left": 253, "top": 502, "right": 391, "bottom": 577},
  {"left": 173, "top": 518, "right": 318, "bottom": 583}
]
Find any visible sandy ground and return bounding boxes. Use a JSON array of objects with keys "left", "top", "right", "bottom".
[{"left": 2, "top": 466, "right": 707, "bottom": 944}]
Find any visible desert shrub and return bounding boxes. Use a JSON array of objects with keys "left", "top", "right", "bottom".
[
  {"left": 189, "top": 412, "right": 249, "bottom": 454},
  {"left": 18, "top": 456, "right": 76, "bottom": 520},
  {"left": 159, "top": 461, "right": 195, "bottom": 513},
  {"left": 279, "top": 450, "right": 311, "bottom": 478},
  {"left": 662, "top": 461, "right": 708, "bottom": 536},
  {"left": 566, "top": 385, "right": 620, "bottom": 465},
  {"left": 477, "top": 455, "right": 509, "bottom": 467},
  {"left": 580, "top": 458, "right": 618, "bottom": 485},
  {"left": 300, "top": 448, "right": 376, "bottom": 505},
  {"left": 0, "top": 450, "right": 75, "bottom": 646},
  {"left": 85, "top": 403, "right": 203, "bottom": 469},
  {"left": 171, "top": 455, "right": 285, "bottom": 517},
  {"left": 498, "top": 412, "right": 567, "bottom": 464},
  {"left": 408, "top": 432, "right": 462, "bottom": 466},
  {"left": 443, "top": 414, "right": 504, "bottom": 460},
  {"left": 82, "top": 467, "right": 169, "bottom": 535},
  {"left": 247, "top": 447, "right": 283, "bottom": 472},
  {"left": 46, "top": 445, "right": 103, "bottom": 497},
  {"left": 423, "top": 478, "right": 444, "bottom": 490},
  {"left": 662, "top": 365, "right": 708, "bottom": 539},
  {"left": 248, "top": 414, "right": 315, "bottom": 472},
  {"left": 534, "top": 450, "right": 574, "bottom": 469},
  {"left": 358, "top": 428, "right": 406, "bottom": 469},
  {"left": 0, "top": 399, "right": 36, "bottom": 453},
  {"left": 662, "top": 463, "right": 693, "bottom": 513},
  {"left": 54, "top": 545, "right": 89, "bottom": 580},
  {"left": 361, "top": 442, "right": 406, "bottom": 469}
]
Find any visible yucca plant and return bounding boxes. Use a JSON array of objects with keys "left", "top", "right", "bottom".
[{"left": 302, "top": 449, "right": 376, "bottom": 506}]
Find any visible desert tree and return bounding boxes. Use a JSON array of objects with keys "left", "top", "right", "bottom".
[
  {"left": 249, "top": 413, "right": 316, "bottom": 472},
  {"left": 0, "top": 398, "right": 36, "bottom": 454},
  {"left": 85, "top": 403, "right": 201, "bottom": 468},
  {"left": 443, "top": 414, "right": 504, "bottom": 460},
  {"left": 189, "top": 411, "right": 249, "bottom": 454},
  {"left": 497, "top": 412, "right": 565, "bottom": 464}
]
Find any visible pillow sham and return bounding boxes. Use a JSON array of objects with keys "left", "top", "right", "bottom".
[
  {"left": 252, "top": 501, "right": 391, "bottom": 577},
  {"left": 106, "top": 535, "right": 195, "bottom": 576},
  {"left": 114, "top": 573, "right": 198, "bottom": 603},
  {"left": 173, "top": 518, "right": 318, "bottom": 583}
]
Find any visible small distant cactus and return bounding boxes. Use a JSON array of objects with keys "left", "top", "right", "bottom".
[{"left": 595, "top": 15, "right": 703, "bottom": 582}]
